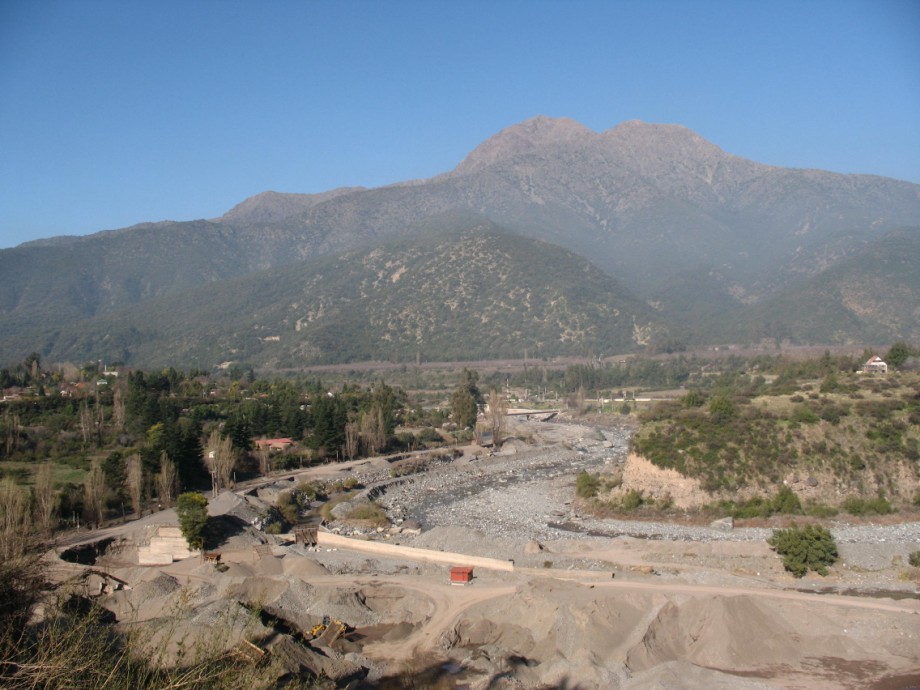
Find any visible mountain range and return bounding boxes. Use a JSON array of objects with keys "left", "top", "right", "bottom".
[{"left": 2, "top": 116, "right": 919, "bottom": 368}]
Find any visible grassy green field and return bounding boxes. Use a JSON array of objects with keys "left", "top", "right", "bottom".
[{"left": 0, "top": 460, "right": 86, "bottom": 487}]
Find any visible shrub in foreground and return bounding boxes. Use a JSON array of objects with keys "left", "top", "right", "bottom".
[
  {"left": 176, "top": 492, "right": 209, "bottom": 550},
  {"left": 576, "top": 471, "right": 600, "bottom": 498},
  {"left": 768, "top": 523, "right": 838, "bottom": 577}
]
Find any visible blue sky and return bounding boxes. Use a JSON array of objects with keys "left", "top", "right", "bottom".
[{"left": 1, "top": 0, "right": 918, "bottom": 248}]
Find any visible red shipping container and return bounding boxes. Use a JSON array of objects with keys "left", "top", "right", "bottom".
[{"left": 450, "top": 566, "right": 473, "bottom": 584}]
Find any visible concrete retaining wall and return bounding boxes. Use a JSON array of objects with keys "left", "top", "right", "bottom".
[
  {"left": 315, "top": 532, "right": 514, "bottom": 572},
  {"left": 138, "top": 525, "right": 199, "bottom": 565}
]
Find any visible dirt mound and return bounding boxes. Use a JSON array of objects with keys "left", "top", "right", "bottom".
[
  {"left": 441, "top": 581, "right": 906, "bottom": 688},
  {"left": 188, "top": 598, "right": 251, "bottom": 628},
  {"left": 133, "top": 597, "right": 268, "bottom": 667},
  {"left": 205, "top": 514, "right": 266, "bottom": 552},
  {"left": 408, "top": 525, "right": 526, "bottom": 560},
  {"left": 623, "top": 660, "right": 778, "bottom": 689},
  {"left": 524, "top": 540, "right": 544, "bottom": 554},
  {"left": 226, "top": 576, "right": 289, "bottom": 606},
  {"left": 411, "top": 525, "right": 487, "bottom": 550},
  {"left": 616, "top": 452, "right": 710, "bottom": 509},
  {"left": 262, "top": 579, "right": 319, "bottom": 632},
  {"left": 163, "top": 577, "right": 216, "bottom": 611},
  {"left": 268, "top": 636, "right": 364, "bottom": 684},
  {"left": 360, "top": 584, "right": 433, "bottom": 624},
  {"left": 442, "top": 580, "right": 657, "bottom": 686},
  {"left": 282, "top": 554, "right": 331, "bottom": 579},
  {"left": 625, "top": 594, "right": 868, "bottom": 674},
  {"left": 307, "top": 588, "right": 379, "bottom": 628},
  {"left": 257, "top": 579, "right": 379, "bottom": 633}
]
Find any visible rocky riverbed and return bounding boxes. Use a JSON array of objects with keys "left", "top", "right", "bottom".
[{"left": 362, "top": 416, "right": 920, "bottom": 586}]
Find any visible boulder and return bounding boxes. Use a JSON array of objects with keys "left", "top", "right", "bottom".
[
  {"left": 710, "top": 516, "right": 734, "bottom": 532},
  {"left": 524, "top": 540, "right": 544, "bottom": 554}
]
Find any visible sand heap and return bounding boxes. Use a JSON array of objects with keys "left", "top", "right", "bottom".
[{"left": 437, "top": 578, "right": 920, "bottom": 689}]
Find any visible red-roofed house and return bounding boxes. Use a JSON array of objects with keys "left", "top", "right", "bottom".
[
  {"left": 255, "top": 438, "right": 296, "bottom": 452},
  {"left": 862, "top": 356, "right": 888, "bottom": 374}
]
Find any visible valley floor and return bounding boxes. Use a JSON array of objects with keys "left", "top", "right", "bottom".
[{"left": 50, "top": 415, "right": 920, "bottom": 689}]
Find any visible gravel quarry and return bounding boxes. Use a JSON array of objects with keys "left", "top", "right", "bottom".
[{"left": 49, "top": 415, "right": 920, "bottom": 689}]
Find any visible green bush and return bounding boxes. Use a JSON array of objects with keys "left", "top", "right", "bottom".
[
  {"left": 176, "top": 492, "right": 209, "bottom": 550},
  {"left": 621, "top": 489, "right": 644, "bottom": 511},
  {"left": 294, "top": 480, "right": 325, "bottom": 503},
  {"left": 345, "top": 501, "right": 389, "bottom": 526},
  {"left": 806, "top": 503, "right": 839, "bottom": 518},
  {"left": 908, "top": 551, "right": 920, "bottom": 568},
  {"left": 841, "top": 495, "right": 893, "bottom": 516},
  {"left": 710, "top": 487, "right": 803, "bottom": 520},
  {"left": 771, "top": 486, "right": 803, "bottom": 515},
  {"left": 708, "top": 396, "right": 736, "bottom": 423},
  {"left": 682, "top": 389, "right": 706, "bottom": 408},
  {"left": 275, "top": 491, "right": 299, "bottom": 524},
  {"left": 792, "top": 407, "right": 820, "bottom": 424},
  {"left": 576, "top": 471, "right": 600, "bottom": 498},
  {"left": 768, "top": 523, "right": 838, "bottom": 577},
  {"left": 866, "top": 497, "right": 894, "bottom": 515},
  {"left": 416, "top": 427, "right": 443, "bottom": 444}
]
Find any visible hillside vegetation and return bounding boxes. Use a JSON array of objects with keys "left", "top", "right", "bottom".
[
  {"left": 734, "top": 229, "right": 920, "bottom": 345},
  {"left": 21, "top": 225, "right": 661, "bottom": 368},
  {"left": 631, "top": 364, "right": 920, "bottom": 510}
]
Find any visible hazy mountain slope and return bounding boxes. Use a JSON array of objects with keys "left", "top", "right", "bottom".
[
  {"left": 0, "top": 221, "right": 248, "bottom": 323},
  {"left": 444, "top": 117, "right": 920, "bottom": 293},
  {"left": 0, "top": 213, "right": 396, "bottom": 336},
  {"left": 24, "top": 225, "right": 661, "bottom": 369},
  {"left": 733, "top": 228, "right": 920, "bottom": 344},
  {"left": 223, "top": 117, "right": 920, "bottom": 298}
]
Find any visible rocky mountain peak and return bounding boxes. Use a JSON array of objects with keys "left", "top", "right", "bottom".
[
  {"left": 219, "top": 187, "right": 365, "bottom": 224},
  {"left": 452, "top": 115, "right": 595, "bottom": 175},
  {"left": 451, "top": 116, "right": 742, "bottom": 187},
  {"left": 602, "top": 120, "right": 729, "bottom": 165}
]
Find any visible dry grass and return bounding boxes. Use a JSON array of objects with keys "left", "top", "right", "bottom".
[
  {"left": 344, "top": 501, "right": 390, "bottom": 528},
  {"left": 898, "top": 567, "right": 920, "bottom": 584}
]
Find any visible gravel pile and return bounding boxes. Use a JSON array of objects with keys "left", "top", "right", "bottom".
[{"left": 131, "top": 573, "right": 181, "bottom": 603}]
